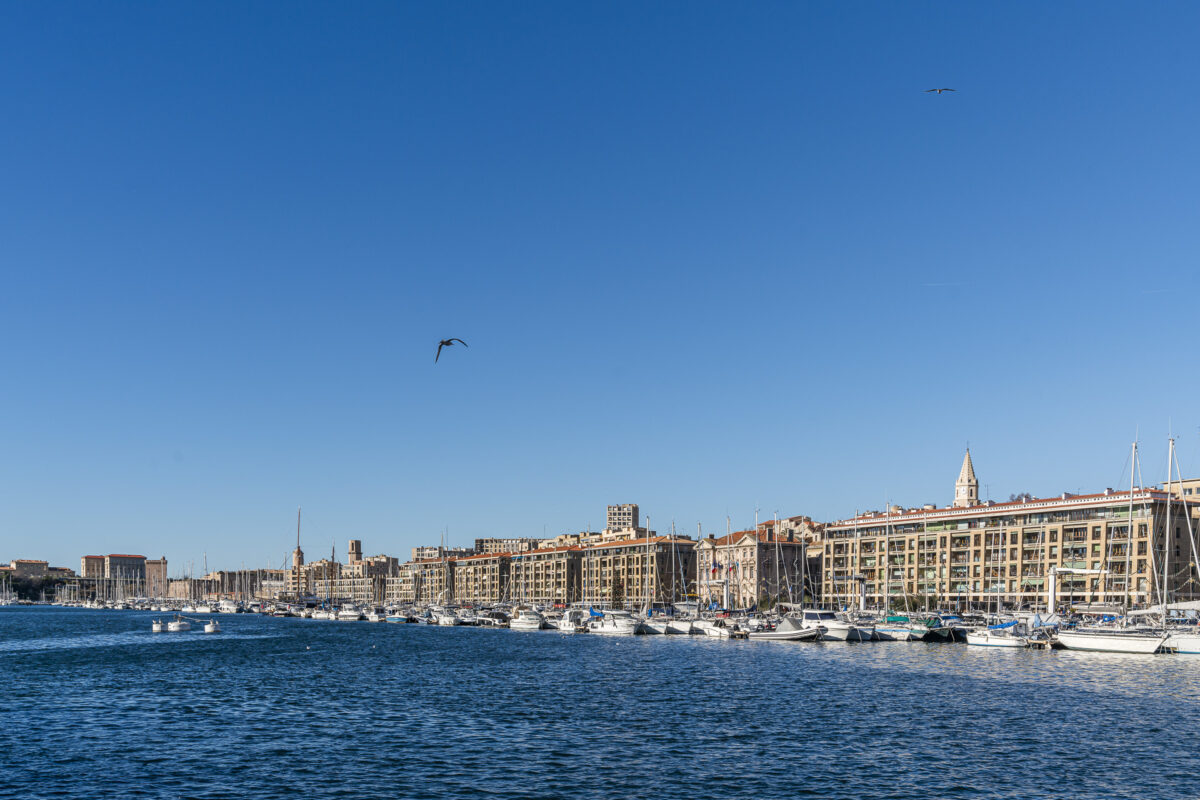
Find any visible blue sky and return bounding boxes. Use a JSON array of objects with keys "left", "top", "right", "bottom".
[{"left": 2, "top": 2, "right": 1199, "bottom": 572}]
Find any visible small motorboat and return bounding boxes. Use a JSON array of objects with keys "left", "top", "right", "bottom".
[
  {"left": 701, "top": 618, "right": 747, "bottom": 639},
  {"left": 748, "top": 615, "right": 823, "bottom": 642}
]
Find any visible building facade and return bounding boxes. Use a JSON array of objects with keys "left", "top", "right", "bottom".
[
  {"left": 695, "top": 529, "right": 818, "bottom": 610},
  {"left": 818, "top": 453, "right": 1200, "bottom": 611},
  {"left": 474, "top": 538, "right": 539, "bottom": 555},
  {"left": 452, "top": 553, "right": 511, "bottom": 604},
  {"left": 509, "top": 546, "right": 582, "bottom": 606},
  {"left": 104, "top": 554, "right": 146, "bottom": 581},
  {"left": 145, "top": 558, "right": 168, "bottom": 598},
  {"left": 580, "top": 537, "right": 695, "bottom": 609},
  {"left": 606, "top": 504, "right": 639, "bottom": 531}
]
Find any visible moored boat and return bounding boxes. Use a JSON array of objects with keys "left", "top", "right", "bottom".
[{"left": 1056, "top": 628, "right": 1170, "bottom": 654}]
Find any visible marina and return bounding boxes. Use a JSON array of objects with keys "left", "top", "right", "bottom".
[{"left": 3, "top": 603, "right": 1199, "bottom": 800}]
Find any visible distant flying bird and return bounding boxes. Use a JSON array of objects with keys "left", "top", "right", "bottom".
[
  {"left": 925, "top": 88, "right": 956, "bottom": 94},
  {"left": 435, "top": 338, "right": 468, "bottom": 362}
]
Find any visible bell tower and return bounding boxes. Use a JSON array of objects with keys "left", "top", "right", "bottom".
[{"left": 954, "top": 449, "right": 979, "bottom": 508}]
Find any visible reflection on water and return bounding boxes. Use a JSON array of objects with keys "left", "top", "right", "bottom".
[{"left": 2, "top": 607, "right": 1198, "bottom": 799}]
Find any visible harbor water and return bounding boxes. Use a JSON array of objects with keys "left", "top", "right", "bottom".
[{"left": 3, "top": 606, "right": 1199, "bottom": 799}]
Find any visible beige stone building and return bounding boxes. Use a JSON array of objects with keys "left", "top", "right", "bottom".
[
  {"left": 80, "top": 555, "right": 105, "bottom": 578},
  {"left": 818, "top": 451, "right": 1200, "bottom": 611},
  {"left": 509, "top": 546, "right": 582, "bottom": 605},
  {"left": 695, "top": 529, "right": 818, "bottom": 610},
  {"left": 607, "top": 504, "right": 639, "bottom": 531},
  {"left": 474, "top": 538, "right": 538, "bottom": 555},
  {"left": 384, "top": 558, "right": 453, "bottom": 605},
  {"left": 580, "top": 536, "right": 696, "bottom": 609},
  {"left": 104, "top": 554, "right": 146, "bottom": 581},
  {"left": 145, "top": 558, "right": 168, "bottom": 598},
  {"left": 411, "top": 545, "right": 474, "bottom": 562},
  {"left": 452, "top": 553, "right": 511, "bottom": 604}
]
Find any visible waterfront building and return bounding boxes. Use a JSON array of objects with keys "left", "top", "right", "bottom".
[
  {"left": 145, "top": 558, "right": 168, "bottom": 598},
  {"left": 817, "top": 451, "right": 1200, "bottom": 611},
  {"left": 167, "top": 576, "right": 217, "bottom": 600},
  {"left": 474, "top": 537, "right": 539, "bottom": 555},
  {"left": 452, "top": 552, "right": 511, "bottom": 604},
  {"left": 203, "top": 568, "right": 287, "bottom": 601},
  {"left": 80, "top": 555, "right": 105, "bottom": 578},
  {"left": 580, "top": 536, "right": 696, "bottom": 609},
  {"left": 509, "top": 546, "right": 582, "bottom": 606},
  {"left": 5, "top": 560, "right": 74, "bottom": 579},
  {"left": 695, "top": 529, "right": 818, "bottom": 610},
  {"left": 104, "top": 554, "right": 146, "bottom": 581},
  {"left": 382, "top": 558, "right": 454, "bottom": 605},
  {"left": 411, "top": 545, "right": 474, "bottom": 561}
]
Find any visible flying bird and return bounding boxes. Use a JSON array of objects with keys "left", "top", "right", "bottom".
[
  {"left": 925, "top": 88, "right": 956, "bottom": 94},
  {"left": 435, "top": 338, "right": 468, "bottom": 362}
]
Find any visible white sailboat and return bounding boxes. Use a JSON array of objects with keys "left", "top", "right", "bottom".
[{"left": 1055, "top": 440, "right": 1169, "bottom": 655}]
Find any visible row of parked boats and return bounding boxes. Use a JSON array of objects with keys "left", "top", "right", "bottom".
[{"left": 66, "top": 599, "right": 1200, "bottom": 653}]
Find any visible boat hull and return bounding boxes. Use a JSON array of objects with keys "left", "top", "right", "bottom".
[
  {"left": 1169, "top": 634, "right": 1200, "bottom": 654},
  {"left": 1056, "top": 631, "right": 1168, "bottom": 654},
  {"left": 966, "top": 631, "right": 1028, "bottom": 648}
]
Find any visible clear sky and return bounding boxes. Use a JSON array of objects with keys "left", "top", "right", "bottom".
[{"left": 3, "top": 2, "right": 1200, "bottom": 573}]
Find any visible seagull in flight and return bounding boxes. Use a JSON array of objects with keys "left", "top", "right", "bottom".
[
  {"left": 925, "top": 88, "right": 956, "bottom": 94},
  {"left": 435, "top": 338, "right": 468, "bottom": 362}
]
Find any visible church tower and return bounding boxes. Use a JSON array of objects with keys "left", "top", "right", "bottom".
[
  {"left": 292, "top": 507, "right": 305, "bottom": 569},
  {"left": 953, "top": 449, "right": 979, "bottom": 508}
]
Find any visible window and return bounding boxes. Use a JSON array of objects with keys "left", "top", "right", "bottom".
[{"left": 1050, "top": 531, "right": 1058, "bottom": 542}]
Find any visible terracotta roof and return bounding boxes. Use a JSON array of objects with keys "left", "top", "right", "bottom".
[
  {"left": 584, "top": 536, "right": 694, "bottom": 551},
  {"left": 512, "top": 545, "right": 583, "bottom": 556},
  {"left": 700, "top": 529, "right": 809, "bottom": 548},
  {"left": 106, "top": 554, "right": 146, "bottom": 559}
]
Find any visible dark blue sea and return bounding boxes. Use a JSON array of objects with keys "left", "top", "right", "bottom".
[{"left": 3, "top": 607, "right": 1199, "bottom": 800}]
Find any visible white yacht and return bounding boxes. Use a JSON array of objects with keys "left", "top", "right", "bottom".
[
  {"left": 435, "top": 610, "right": 461, "bottom": 626},
  {"left": 510, "top": 609, "right": 547, "bottom": 631},
  {"left": 218, "top": 599, "right": 240, "bottom": 614},
  {"left": 800, "top": 609, "right": 874, "bottom": 641},
  {"left": 665, "top": 617, "right": 694, "bottom": 635},
  {"left": 639, "top": 616, "right": 668, "bottom": 635},
  {"left": 336, "top": 605, "right": 363, "bottom": 621},
  {"left": 699, "top": 618, "right": 746, "bottom": 639},
  {"left": 556, "top": 608, "right": 590, "bottom": 633},
  {"left": 588, "top": 610, "right": 642, "bottom": 635}
]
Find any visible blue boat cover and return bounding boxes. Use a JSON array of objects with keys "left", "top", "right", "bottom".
[{"left": 988, "top": 620, "right": 1019, "bottom": 630}]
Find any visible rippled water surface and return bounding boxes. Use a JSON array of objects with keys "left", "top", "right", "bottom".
[{"left": 4, "top": 607, "right": 1200, "bottom": 799}]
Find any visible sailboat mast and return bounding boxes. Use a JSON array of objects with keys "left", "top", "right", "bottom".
[
  {"left": 1163, "top": 438, "right": 1175, "bottom": 622},
  {"left": 1125, "top": 441, "right": 1135, "bottom": 617}
]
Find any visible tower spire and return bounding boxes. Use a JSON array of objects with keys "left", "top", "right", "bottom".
[{"left": 954, "top": 449, "right": 979, "bottom": 508}]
